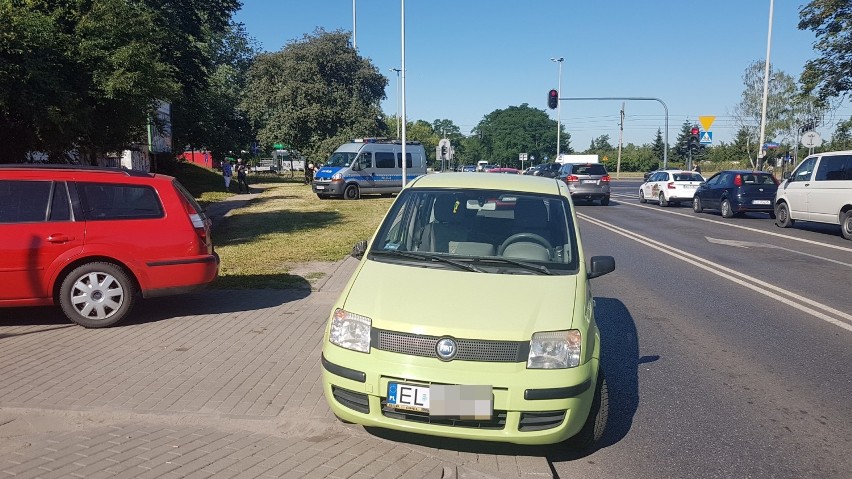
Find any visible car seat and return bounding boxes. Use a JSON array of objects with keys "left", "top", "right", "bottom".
[{"left": 417, "top": 195, "right": 470, "bottom": 253}]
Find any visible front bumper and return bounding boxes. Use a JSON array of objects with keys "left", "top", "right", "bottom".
[
  {"left": 312, "top": 180, "right": 344, "bottom": 196},
  {"left": 320, "top": 347, "right": 598, "bottom": 445}
]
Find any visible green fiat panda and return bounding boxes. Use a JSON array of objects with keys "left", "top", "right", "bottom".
[{"left": 320, "top": 172, "right": 615, "bottom": 447}]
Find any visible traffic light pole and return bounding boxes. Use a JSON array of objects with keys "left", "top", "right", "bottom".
[{"left": 558, "top": 97, "right": 669, "bottom": 168}]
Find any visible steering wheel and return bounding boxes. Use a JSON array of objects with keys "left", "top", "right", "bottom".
[{"left": 497, "top": 233, "right": 553, "bottom": 256}]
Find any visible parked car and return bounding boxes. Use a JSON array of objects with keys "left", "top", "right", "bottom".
[
  {"left": 487, "top": 167, "right": 521, "bottom": 174},
  {"left": 639, "top": 169, "right": 704, "bottom": 207},
  {"left": 775, "top": 150, "right": 852, "bottom": 240},
  {"left": 693, "top": 170, "right": 779, "bottom": 218},
  {"left": 0, "top": 164, "right": 220, "bottom": 327},
  {"left": 557, "top": 163, "right": 611, "bottom": 205},
  {"left": 321, "top": 173, "right": 615, "bottom": 447},
  {"left": 462, "top": 165, "right": 477, "bottom": 172}
]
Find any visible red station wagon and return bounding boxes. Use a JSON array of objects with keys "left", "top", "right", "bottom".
[{"left": 0, "top": 165, "right": 219, "bottom": 327}]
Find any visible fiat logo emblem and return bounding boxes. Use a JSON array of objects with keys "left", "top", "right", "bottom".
[{"left": 436, "top": 337, "right": 457, "bottom": 361}]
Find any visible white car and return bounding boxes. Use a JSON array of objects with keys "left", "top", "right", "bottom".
[{"left": 640, "top": 170, "right": 705, "bottom": 206}]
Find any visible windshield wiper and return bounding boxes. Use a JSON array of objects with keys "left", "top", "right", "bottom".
[
  {"left": 372, "top": 250, "right": 484, "bottom": 273},
  {"left": 473, "top": 257, "right": 553, "bottom": 275}
]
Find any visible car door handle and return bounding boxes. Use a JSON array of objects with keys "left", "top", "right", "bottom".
[{"left": 47, "top": 234, "right": 75, "bottom": 243}]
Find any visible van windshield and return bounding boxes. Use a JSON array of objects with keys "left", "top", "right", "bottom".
[{"left": 325, "top": 152, "right": 357, "bottom": 167}]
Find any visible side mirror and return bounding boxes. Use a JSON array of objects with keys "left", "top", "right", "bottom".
[
  {"left": 587, "top": 255, "right": 615, "bottom": 279},
  {"left": 351, "top": 240, "right": 368, "bottom": 259},
  {"left": 783, "top": 171, "right": 791, "bottom": 180}
]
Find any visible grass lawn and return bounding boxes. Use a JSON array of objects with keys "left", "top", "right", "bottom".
[{"left": 168, "top": 161, "right": 393, "bottom": 289}]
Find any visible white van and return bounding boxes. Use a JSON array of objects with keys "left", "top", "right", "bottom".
[
  {"left": 312, "top": 139, "right": 427, "bottom": 200},
  {"left": 774, "top": 150, "right": 852, "bottom": 240}
]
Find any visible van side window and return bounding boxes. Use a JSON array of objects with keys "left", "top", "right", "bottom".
[
  {"left": 792, "top": 158, "right": 816, "bottom": 182},
  {"left": 815, "top": 155, "right": 852, "bottom": 181},
  {"left": 357, "top": 152, "right": 372, "bottom": 170},
  {"left": 375, "top": 152, "right": 396, "bottom": 169},
  {"left": 397, "top": 152, "right": 413, "bottom": 168},
  {"left": 81, "top": 183, "right": 163, "bottom": 220},
  {"left": 0, "top": 180, "right": 52, "bottom": 223}
]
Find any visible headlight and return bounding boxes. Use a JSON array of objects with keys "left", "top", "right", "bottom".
[
  {"left": 527, "top": 330, "right": 581, "bottom": 369},
  {"left": 331, "top": 172, "right": 343, "bottom": 181},
  {"left": 329, "top": 309, "right": 371, "bottom": 353}
]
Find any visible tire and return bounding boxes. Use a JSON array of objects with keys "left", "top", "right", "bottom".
[
  {"left": 658, "top": 192, "right": 668, "bottom": 207},
  {"left": 58, "top": 262, "right": 136, "bottom": 328},
  {"left": 639, "top": 190, "right": 646, "bottom": 204},
  {"left": 721, "top": 199, "right": 734, "bottom": 218},
  {"left": 841, "top": 211, "right": 852, "bottom": 240},
  {"left": 693, "top": 197, "right": 703, "bottom": 213},
  {"left": 775, "top": 202, "right": 794, "bottom": 228},
  {"left": 599, "top": 196, "right": 610, "bottom": 206},
  {"left": 567, "top": 369, "right": 608, "bottom": 451},
  {"left": 344, "top": 184, "right": 360, "bottom": 200}
]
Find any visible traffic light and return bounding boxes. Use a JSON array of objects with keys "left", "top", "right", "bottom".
[
  {"left": 688, "top": 127, "right": 700, "bottom": 154},
  {"left": 440, "top": 146, "right": 447, "bottom": 159},
  {"left": 548, "top": 89, "right": 559, "bottom": 109}
]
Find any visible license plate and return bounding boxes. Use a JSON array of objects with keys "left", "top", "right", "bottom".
[
  {"left": 684, "top": 184, "right": 696, "bottom": 188},
  {"left": 315, "top": 185, "right": 325, "bottom": 190},
  {"left": 752, "top": 199, "right": 771, "bottom": 205},
  {"left": 582, "top": 180, "right": 597, "bottom": 184},
  {"left": 387, "top": 383, "right": 493, "bottom": 419}
]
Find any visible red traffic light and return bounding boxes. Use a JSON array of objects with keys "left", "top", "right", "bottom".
[
  {"left": 690, "top": 127, "right": 700, "bottom": 136},
  {"left": 548, "top": 89, "right": 559, "bottom": 109}
]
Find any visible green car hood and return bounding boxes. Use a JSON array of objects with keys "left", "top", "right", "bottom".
[{"left": 342, "top": 259, "right": 582, "bottom": 340}]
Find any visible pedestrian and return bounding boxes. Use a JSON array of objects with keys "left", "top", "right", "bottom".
[
  {"left": 236, "top": 158, "right": 249, "bottom": 193},
  {"left": 222, "top": 158, "right": 233, "bottom": 191},
  {"left": 693, "top": 163, "right": 702, "bottom": 174},
  {"left": 304, "top": 161, "right": 315, "bottom": 185}
]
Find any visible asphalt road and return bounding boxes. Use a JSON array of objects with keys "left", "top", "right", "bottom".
[{"left": 545, "top": 179, "right": 852, "bottom": 478}]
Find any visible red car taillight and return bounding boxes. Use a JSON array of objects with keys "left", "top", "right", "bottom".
[
  {"left": 734, "top": 174, "right": 743, "bottom": 186},
  {"left": 601, "top": 175, "right": 611, "bottom": 183},
  {"left": 667, "top": 181, "right": 676, "bottom": 189},
  {"left": 564, "top": 175, "right": 579, "bottom": 182},
  {"left": 177, "top": 193, "right": 209, "bottom": 242}
]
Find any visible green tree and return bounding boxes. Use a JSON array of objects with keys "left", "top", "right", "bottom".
[
  {"left": 588, "top": 135, "right": 613, "bottom": 151},
  {"left": 241, "top": 29, "right": 388, "bottom": 163},
  {"left": 650, "top": 128, "right": 665, "bottom": 168},
  {"left": 830, "top": 116, "right": 852, "bottom": 150},
  {"left": 473, "top": 104, "right": 567, "bottom": 168},
  {"left": 799, "top": 1, "right": 852, "bottom": 105}
]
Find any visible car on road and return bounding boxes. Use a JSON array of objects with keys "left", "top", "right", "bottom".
[
  {"left": 774, "top": 150, "right": 852, "bottom": 239},
  {"left": 321, "top": 173, "right": 615, "bottom": 447},
  {"left": 639, "top": 169, "right": 704, "bottom": 207},
  {"left": 0, "top": 164, "right": 219, "bottom": 328},
  {"left": 557, "top": 163, "right": 611, "bottom": 205},
  {"left": 534, "top": 163, "right": 562, "bottom": 178},
  {"left": 461, "top": 165, "right": 477, "bottom": 173},
  {"left": 487, "top": 167, "right": 521, "bottom": 174},
  {"left": 692, "top": 170, "right": 779, "bottom": 218}
]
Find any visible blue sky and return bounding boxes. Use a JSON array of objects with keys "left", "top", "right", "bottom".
[{"left": 235, "top": 1, "right": 850, "bottom": 152}]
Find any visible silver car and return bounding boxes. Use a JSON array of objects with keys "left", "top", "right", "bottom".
[{"left": 557, "top": 163, "right": 611, "bottom": 205}]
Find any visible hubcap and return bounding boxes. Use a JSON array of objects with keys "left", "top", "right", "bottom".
[{"left": 70, "top": 272, "right": 123, "bottom": 320}]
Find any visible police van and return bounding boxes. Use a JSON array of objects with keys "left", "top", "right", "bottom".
[{"left": 312, "top": 139, "right": 427, "bottom": 200}]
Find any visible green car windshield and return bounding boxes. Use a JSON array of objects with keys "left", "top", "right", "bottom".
[{"left": 370, "top": 188, "right": 580, "bottom": 273}]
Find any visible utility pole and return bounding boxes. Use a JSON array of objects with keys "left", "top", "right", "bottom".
[
  {"left": 757, "top": 0, "right": 775, "bottom": 170},
  {"left": 616, "top": 102, "right": 624, "bottom": 179}
]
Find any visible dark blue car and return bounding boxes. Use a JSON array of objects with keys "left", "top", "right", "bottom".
[{"left": 693, "top": 170, "right": 779, "bottom": 218}]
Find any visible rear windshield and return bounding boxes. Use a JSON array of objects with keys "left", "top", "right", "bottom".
[
  {"left": 672, "top": 173, "right": 704, "bottom": 182},
  {"left": 572, "top": 164, "right": 607, "bottom": 175},
  {"left": 741, "top": 174, "right": 777, "bottom": 185}
]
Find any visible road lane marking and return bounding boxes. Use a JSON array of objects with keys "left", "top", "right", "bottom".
[
  {"left": 704, "top": 237, "right": 852, "bottom": 268},
  {"left": 578, "top": 213, "right": 852, "bottom": 333},
  {"left": 608, "top": 192, "right": 852, "bottom": 254}
]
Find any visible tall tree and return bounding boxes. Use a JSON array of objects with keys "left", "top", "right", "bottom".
[
  {"left": 651, "top": 128, "right": 665, "bottom": 167},
  {"left": 799, "top": 1, "right": 852, "bottom": 105},
  {"left": 473, "top": 104, "right": 567, "bottom": 168},
  {"left": 241, "top": 29, "right": 388, "bottom": 163}
]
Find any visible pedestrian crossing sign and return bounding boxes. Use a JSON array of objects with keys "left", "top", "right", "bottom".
[{"left": 699, "top": 131, "right": 712, "bottom": 145}]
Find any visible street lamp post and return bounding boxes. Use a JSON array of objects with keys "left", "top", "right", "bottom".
[
  {"left": 390, "top": 68, "right": 402, "bottom": 138},
  {"left": 551, "top": 57, "right": 564, "bottom": 162},
  {"left": 757, "top": 0, "right": 774, "bottom": 170},
  {"left": 352, "top": 0, "right": 356, "bottom": 50}
]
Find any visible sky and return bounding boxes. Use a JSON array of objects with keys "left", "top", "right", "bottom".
[{"left": 234, "top": 1, "right": 851, "bottom": 153}]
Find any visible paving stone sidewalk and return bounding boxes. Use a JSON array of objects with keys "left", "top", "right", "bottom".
[{"left": 0, "top": 190, "right": 554, "bottom": 479}]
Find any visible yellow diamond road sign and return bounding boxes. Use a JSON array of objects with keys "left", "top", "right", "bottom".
[{"left": 699, "top": 116, "right": 716, "bottom": 132}]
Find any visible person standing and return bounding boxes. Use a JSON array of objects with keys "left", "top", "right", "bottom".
[
  {"left": 236, "top": 158, "right": 249, "bottom": 193},
  {"left": 222, "top": 159, "right": 233, "bottom": 191}
]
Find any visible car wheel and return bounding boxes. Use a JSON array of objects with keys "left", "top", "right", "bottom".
[
  {"left": 841, "top": 211, "right": 852, "bottom": 240},
  {"left": 344, "top": 184, "right": 360, "bottom": 200},
  {"left": 58, "top": 262, "right": 136, "bottom": 328},
  {"left": 658, "top": 192, "right": 668, "bottom": 207},
  {"left": 721, "top": 199, "right": 734, "bottom": 218},
  {"left": 693, "top": 197, "right": 703, "bottom": 213},
  {"left": 639, "top": 190, "right": 646, "bottom": 204},
  {"left": 599, "top": 196, "right": 610, "bottom": 206},
  {"left": 567, "top": 369, "right": 608, "bottom": 451},
  {"left": 775, "top": 202, "right": 794, "bottom": 228}
]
